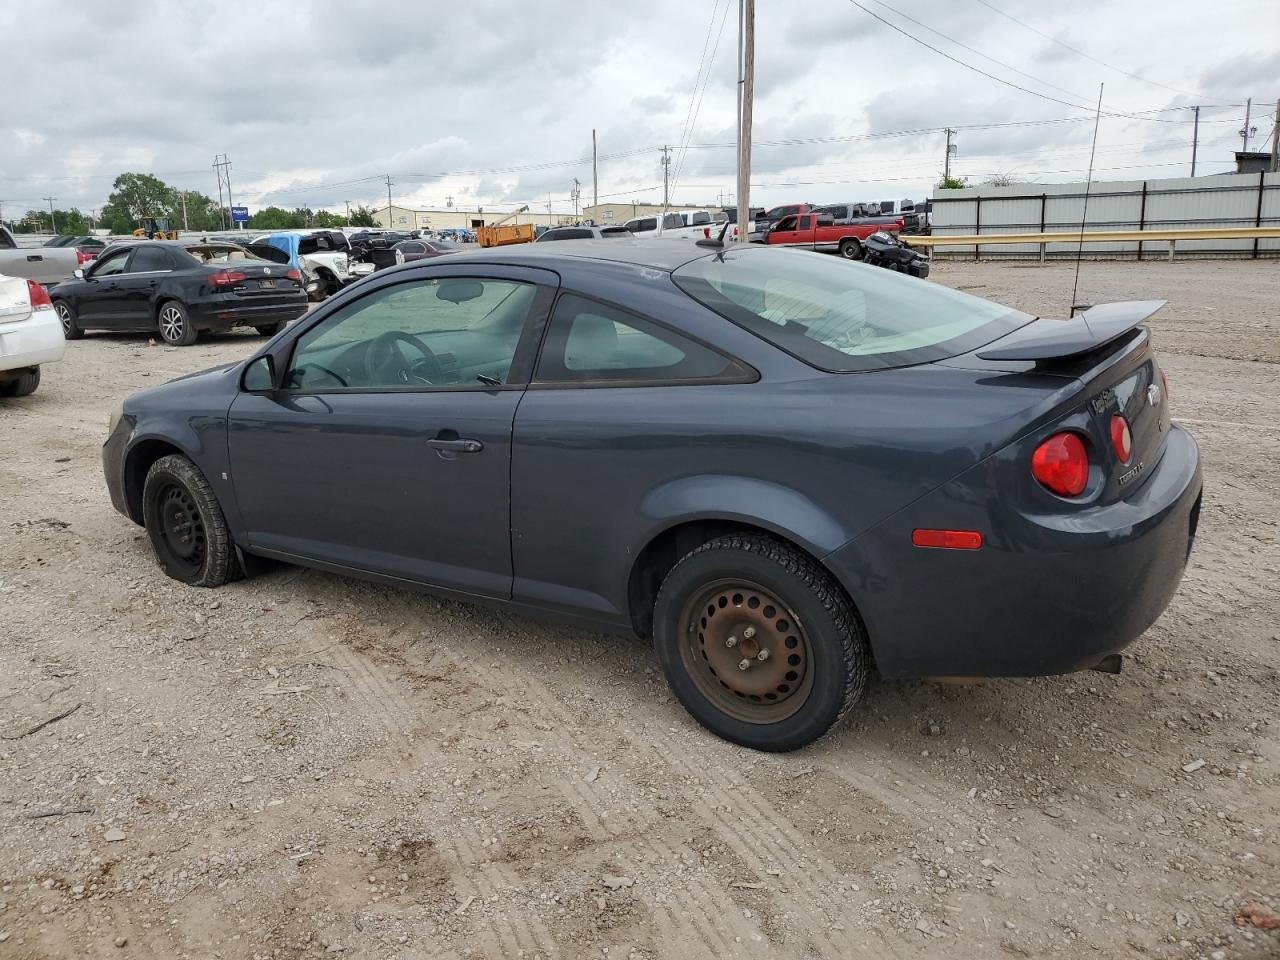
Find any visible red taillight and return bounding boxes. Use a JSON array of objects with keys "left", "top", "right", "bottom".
[
  {"left": 26, "top": 280, "right": 52, "bottom": 310},
  {"left": 209, "top": 270, "right": 247, "bottom": 287},
  {"left": 1109, "top": 415, "right": 1132, "bottom": 463},
  {"left": 286, "top": 268, "right": 301, "bottom": 282},
  {"left": 1031, "top": 432, "right": 1089, "bottom": 497},
  {"left": 76, "top": 249, "right": 91, "bottom": 265},
  {"left": 912, "top": 529, "right": 983, "bottom": 550}
]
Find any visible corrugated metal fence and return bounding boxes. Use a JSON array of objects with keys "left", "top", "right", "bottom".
[{"left": 930, "top": 172, "right": 1280, "bottom": 259}]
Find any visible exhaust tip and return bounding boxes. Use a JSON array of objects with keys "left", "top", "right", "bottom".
[{"left": 1090, "top": 654, "right": 1123, "bottom": 674}]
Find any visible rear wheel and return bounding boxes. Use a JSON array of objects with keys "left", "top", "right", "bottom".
[
  {"left": 141, "top": 454, "right": 237, "bottom": 587},
  {"left": 157, "top": 301, "right": 198, "bottom": 346},
  {"left": 653, "top": 534, "right": 869, "bottom": 752},
  {"left": 54, "top": 300, "right": 83, "bottom": 340},
  {"left": 838, "top": 238, "right": 862, "bottom": 260},
  {"left": 0, "top": 367, "right": 40, "bottom": 397},
  {"left": 254, "top": 321, "right": 286, "bottom": 337}
]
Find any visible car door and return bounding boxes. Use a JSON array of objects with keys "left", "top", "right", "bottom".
[
  {"left": 113, "top": 245, "right": 175, "bottom": 328},
  {"left": 74, "top": 248, "right": 134, "bottom": 326},
  {"left": 226, "top": 264, "right": 557, "bottom": 598},
  {"left": 768, "top": 215, "right": 802, "bottom": 246}
]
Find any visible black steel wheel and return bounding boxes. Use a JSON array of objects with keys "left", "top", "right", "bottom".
[
  {"left": 839, "top": 238, "right": 862, "bottom": 260},
  {"left": 157, "top": 301, "right": 198, "bottom": 346},
  {"left": 54, "top": 300, "right": 83, "bottom": 340},
  {"left": 142, "top": 454, "right": 236, "bottom": 586},
  {"left": 654, "top": 534, "right": 870, "bottom": 752}
]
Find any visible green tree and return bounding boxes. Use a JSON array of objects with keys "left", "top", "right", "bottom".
[
  {"left": 248, "top": 206, "right": 303, "bottom": 230},
  {"left": 349, "top": 205, "right": 378, "bottom": 227},
  {"left": 13, "top": 208, "right": 92, "bottom": 234},
  {"left": 105, "top": 172, "right": 174, "bottom": 222},
  {"left": 937, "top": 174, "right": 968, "bottom": 190},
  {"left": 169, "top": 190, "right": 223, "bottom": 231},
  {"left": 312, "top": 209, "right": 348, "bottom": 228}
]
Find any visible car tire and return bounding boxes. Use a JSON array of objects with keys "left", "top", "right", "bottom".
[
  {"left": 838, "top": 238, "right": 862, "bottom": 260},
  {"left": 157, "top": 301, "right": 198, "bottom": 346},
  {"left": 254, "top": 321, "right": 286, "bottom": 337},
  {"left": 0, "top": 367, "right": 40, "bottom": 397},
  {"left": 653, "top": 533, "right": 869, "bottom": 752},
  {"left": 142, "top": 454, "right": 239, "bottom": 587},
  {"left": 54, "top": 300, "right": 83, "bottom": 340}
]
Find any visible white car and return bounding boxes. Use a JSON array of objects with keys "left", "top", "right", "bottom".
[{"left": 0, "top": 273, "right": 64, "bottom": 397}]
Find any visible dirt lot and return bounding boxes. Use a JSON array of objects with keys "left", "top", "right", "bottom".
[{"left": 1, "top": 259, "right": 1277, "bottom": 960}]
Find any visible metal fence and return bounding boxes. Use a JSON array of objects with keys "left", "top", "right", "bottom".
[{"left": 930, "top": 172, "right": 1280, "bottom": 259}]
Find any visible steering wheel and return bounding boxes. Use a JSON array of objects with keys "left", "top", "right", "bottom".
[{"left": 364, "top": 330, "right": 445, "bottom": 385}]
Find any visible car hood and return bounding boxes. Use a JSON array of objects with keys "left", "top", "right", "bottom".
[{"left": 124, "top": 362, "right": 240, "bottom": 413}]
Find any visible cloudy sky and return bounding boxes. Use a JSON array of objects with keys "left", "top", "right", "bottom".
[{"left": 3, "top": 0, "right": 1278, "bottom": 219}]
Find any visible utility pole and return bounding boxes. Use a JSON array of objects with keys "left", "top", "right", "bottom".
[
  {"left": 213, "top": 157, "right": 226, "bottom": 230},
  {"left": 1240, "top": 97, "right": 1254, "bottom": 152},
  {"left": 44, "top": 197, "right": 57, "bottom": 233},
  {"left": 944, "top": 128, "right": 956, "bottom": 182},
  {"left": 1271, "top": 99, "right": 1280, "bottom": 173},
  {"left": 734, "top": 0, "right": 754, "bottom": 243},
  {"left": 592, "top": 129, "right": 598, "bottom": 211},
  {"left": 179, "top": 191, "right": 189, "bottom": 231},
  {"left": 213, "top": 154, "right": 235, "bottom": 230},
  {"left": 571, "top": 178, "right": 581, "bottom": 219},
  {"left": 343, "top": 200, "right": 351, "bottom": 221},
  {"left": 1191, "top": 105, "right": 1200, "bottom": 176},
  {"left": 661, "top": 144, "right": 672, "bottom": 208},
  {"left": 385, "top": 174, "right": 394, "bottom": 229}
]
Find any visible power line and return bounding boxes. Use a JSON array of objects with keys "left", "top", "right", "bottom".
[
  {"left": 970, "top": 0, "right": 1206, "bottom": 100},
  {"left": 863, "top": 0, "right": 1094, "bottom": 108},
  {"left": 669, "top": 0, "right": 733, "bottom": 198}
]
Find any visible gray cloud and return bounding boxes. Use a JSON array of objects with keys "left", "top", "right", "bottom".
[{"left": 2, "top": 0, "right": 1274, "bottom": 219}]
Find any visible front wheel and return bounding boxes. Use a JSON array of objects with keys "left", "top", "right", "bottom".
[
  {"left": 141, "top": 454, "right": 237, "bottom": 587},
  {"left": 653, "top": 534, "right": 869, "bottom": 752},
  {"left": 54, "top": 300, "right": 83, "bottom": 340},
  {"left": 254, "top": 321, "right": 286, "bottom": 337},
  {"left": 157, "top": 301, "right": 198, "bottom": 346},
  {"left": 838, "top": 238, "right": 862, "bottom": 260},
  {"left": 0, "top": 367, "right": 40, "bottom": 397}
]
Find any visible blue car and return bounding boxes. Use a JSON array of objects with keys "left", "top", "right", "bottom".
[{"left": 102, "top": 241, "right": 1201, "bottom": 751}]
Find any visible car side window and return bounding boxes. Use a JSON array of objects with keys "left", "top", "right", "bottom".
[
  {"left": 92, "top": 250, "right": 132, "bottom": 276},
  {"left": 285, "top": 277, "right": 539, "bottom": 391},
  {"left": 534, "top": 294, "right": 745, "bottom": 385},
  {"left": 128, "top": 246, "right": 172, "bottom": 272}
]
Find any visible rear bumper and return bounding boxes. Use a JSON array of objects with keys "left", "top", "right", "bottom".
[
  {"left": 0, "top": 307, "right": 64, "bottom": 372},
  {"left": 826, "top": 424, "right": 1202, "bottom": 678},
  {"left": 188, "top": 296, "right": 308, "bottom": 330}
]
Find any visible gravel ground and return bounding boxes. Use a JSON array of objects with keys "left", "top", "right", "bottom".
[{"left": 1, "top": 259, "right": 1277, "bottom": 960}]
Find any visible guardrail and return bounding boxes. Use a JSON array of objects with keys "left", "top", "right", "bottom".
[{"left": 905, "top": 226, "right": 1280, "bottom": 262}]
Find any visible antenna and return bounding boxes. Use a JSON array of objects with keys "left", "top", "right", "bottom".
[{"left": 1069, "top": 83, "right": 1104, "bottom": 320}]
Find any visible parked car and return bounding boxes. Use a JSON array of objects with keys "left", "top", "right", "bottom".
[
  {"left": 390, "top": 239, "right": 463, "bottom": 265},
  {"left": 811, "top": 203, "right": 903, "bottom": 228},
  {"left": 535, "top": 225, "right": 632, "bottom": 242},
  {"left": 49, "top": 240, "right": 308, "bottom": 346},
  {"left": 102, "top": 241, "right": 1201, "bottom": 751},
  {"left": 248, "top": 230, "right": 355, "bottom": 299},
  {"left": 621, "top": 212, "right": 714, "bottom": 240},
  {"left": 0, "top": 271, "right": 64, "bottom": 396},
  {"left": 0, "top": 225, "right": 80, "bottom": 285},
  {"left": 764, "top": 211, "right": 903, "bottom": 259}
]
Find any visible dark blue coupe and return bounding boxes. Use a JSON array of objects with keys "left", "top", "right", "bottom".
[{"left": 102, "top": 241, "right": 1201, "bottom": 751}]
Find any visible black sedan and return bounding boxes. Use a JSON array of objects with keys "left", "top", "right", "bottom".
[
  {"left": 101, "top": 241, "right": 1201, "bottom": 750},
  {"left": 51, "top": 241, "right": 309, "bottom": 346},
  {"left": 391, "top": 238, "right": 461, "bottom": 265}
]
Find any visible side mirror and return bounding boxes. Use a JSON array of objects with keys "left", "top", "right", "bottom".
[
  {"left": 242, "top": 354, "right": 276, "bottom": 392},
  {"left": 73, "top": 268, "right": 85, "bottom": 279}
]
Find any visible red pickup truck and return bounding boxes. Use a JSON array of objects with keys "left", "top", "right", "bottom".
[{"left": 764, "top": 212, "right": 902, "bottom": 259}]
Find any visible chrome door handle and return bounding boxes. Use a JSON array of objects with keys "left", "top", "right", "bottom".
[{"left": 427, "top": 438, "right": 483, "bottom": 454}]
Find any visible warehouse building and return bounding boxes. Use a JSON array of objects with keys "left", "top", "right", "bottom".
[
  {"left": 376, "top": 205, "right": 571, "bottom": 230},
  {"left": 580, "top": 202, "right": 710, "bottom": 224}
]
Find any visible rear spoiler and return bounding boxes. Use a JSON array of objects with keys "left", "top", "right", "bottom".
[{"left": 976, "top": 300, "right": 1167, "bottom": 362}]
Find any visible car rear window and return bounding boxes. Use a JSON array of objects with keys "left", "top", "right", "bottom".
[{"left": 672, "top": 248, "right": 1033, "bottom": 372}]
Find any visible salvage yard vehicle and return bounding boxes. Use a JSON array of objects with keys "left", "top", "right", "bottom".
[
  {"left": 860, "top": 230, "right": 930, "bottom": 278},
  {"left": 51, "top": 240, "right": 308, "bottom": 346},
  {"left": 102, "top": 241, "right": 1202, "bottom": 752},
  {"left": 811, "top": 202, "right": 903, "bottom": 228},
  {"left": 0, "top": 224, "right": 81, "bottom": 285},
  {"left": 249, "top": 230, "right": 354, "bottom": 300},
  {"left": 621, "top": 212, "right": 715, "bottom": 240},
  {"left": 536, "top": 225, "right": 632, "bottom": 241},
  {"left": 766, "top": 211, "right": 902, "bottom": 259},
  {"left": 392, "top": 239, "right": 462, "bottom": 264},
  {"left": 0, "top": 271, "right": 64, "bottom": 396}
]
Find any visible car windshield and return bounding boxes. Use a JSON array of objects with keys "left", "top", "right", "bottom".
[
  {"left": 186, "top": 245, "right": 268, "bottom": 264},
  {"left": 672, "top": 248, "right": 1034, "bottom": 372}
]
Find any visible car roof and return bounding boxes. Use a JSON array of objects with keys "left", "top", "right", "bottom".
[{"left": 440, "top": 238, "right": 716, "bottom": 273}]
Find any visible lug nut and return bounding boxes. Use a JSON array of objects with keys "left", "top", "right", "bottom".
[
  {"left": 743, "top": 626, "right": 757, "bottom": 639},
  {"left": 757, "top": 649, "right": 770, "bottom": 662},
  {"left": 725, "top": 635, "right": 738, "bottom": 648},
  {"left": 738, "top": 658, "right": 752, "bottom": 671}
]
